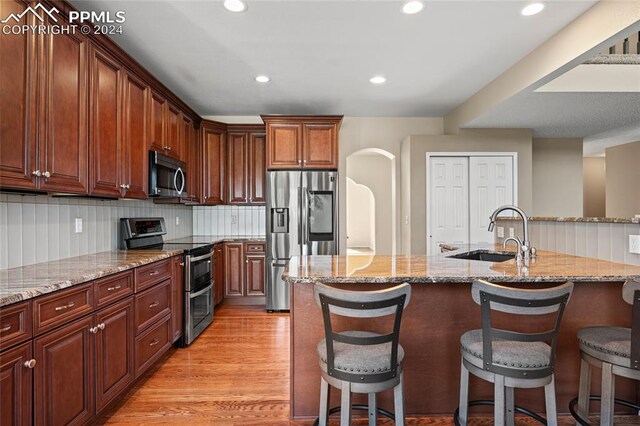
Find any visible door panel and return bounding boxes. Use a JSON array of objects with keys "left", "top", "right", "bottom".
[
  {"left": 149, "top": 91, "right": 165, "bottom": 152},
  {"left": 202, "top": 124, "right": 226, "bottom": 205},
  {"left": 302, "top": 171, "right": 338, "bottom": 256},
  {"left": 122, "top": 72, "right": 149, "bottom": 199},
  {"left": 245, "top": 255, "right": 265, "bottom": 296},
  {"left": 165, "top": 103, "right": 181, "bottom": 159},
  {"left": 302, "top": 123, "right": 337, "bottom": 169},
  {"left": 0, "top": 342, "right": 32, "bottom": 426},
  {"left": 224, "top": 243, "right": 244, "bottom": 297},
  {"left": 267, "top": 124, "right": 301, "bottom": 169},
  {"left": 429, "top": 157, "right": 469, "bottom": 255},
  {"left": 213, "top": 244, "right": 224, "bottom": 305},
  {"left": 469, "top": 157, "right": 514, "bottom": 244},
  {"left": 249, "top": 133, "right": 266, "bottom": 204},
  {"left": 227, "top": 132, "right": 248, "bottom": 204},
  {"left": 266, "top": 171, "right": 302, "bottom": 260}
]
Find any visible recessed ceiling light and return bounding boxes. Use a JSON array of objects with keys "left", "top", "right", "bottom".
[
  {"left": 255, "top": 75, "right": 270, "bottom": 83},
  {"left": 369, "top": 76, "right": 386, "bottom": 85},
  {"left": 224, "top": 0, "right": 247, "bottom": 13},
  {"left": 521, "top": 2, "right": 544, "bottom": 16},
  {"left": 401, "top": 1, "right": 424, "bottom": 15}
]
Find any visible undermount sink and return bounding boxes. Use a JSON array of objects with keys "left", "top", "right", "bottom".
[{"left": 447, "top": 250, "right": 515, "bottom": 262}]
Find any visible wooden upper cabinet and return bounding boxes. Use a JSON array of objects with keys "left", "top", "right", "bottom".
[
  {"left": 227, "top": 131, "right": 248, "bottom": 204},
  {"left": 248, "top": 132, "right": 266, "bottom": 204},
  {"left": 89, "top": 46, "right": 123, "bottom": 198},
  {"left": 38, "top": 17, "right": 89, "bottom": 194},
  {"left": 0, "top": 342, "right": 33, "bottom": 426},
  {"left": 202, "top": 121, "right": 226, "bottom": 205},
  {"left": 149, "top": 90, "right": 166, "bottom": 153},
  {"left": 262, "top": 116, "right": 342, "bottom": 170},
  {"left": 183, "top": 116, "right": 200, "bottom": 203},
  {"left": 0, "top": 0, "right": 38, "bottom": 191},
  {"left": 122, "top": 71, "right": 149, "bottom": 199},
  {"left": 165, "top": 103, "right": 181, "bottom": 160}
]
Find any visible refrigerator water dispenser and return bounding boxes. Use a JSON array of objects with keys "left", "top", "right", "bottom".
[{"left": 271, "top": 208, "right": 289, "bottom": 233}]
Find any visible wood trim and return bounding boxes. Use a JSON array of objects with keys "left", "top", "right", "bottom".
[
  {"left": 261, "top": 115, "right": 343, "bottom": 128},
  {"left": 226, "top": 124, "right": 265, "bottom": 133}
]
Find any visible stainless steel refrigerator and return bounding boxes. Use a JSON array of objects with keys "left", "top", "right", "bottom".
[{"left": 266, "top": 170, "right": 338, "bottom": 311}]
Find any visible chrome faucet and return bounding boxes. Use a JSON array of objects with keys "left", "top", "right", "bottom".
[
  {"left": 503, "top": 237, "right": 523, "bottom": 264},
  {"left": 488, "top": 205, "right": 536, "bottom": 260}
]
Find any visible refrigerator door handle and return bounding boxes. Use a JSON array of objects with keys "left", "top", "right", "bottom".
[
  {"left": 297, "top": 186, "right": 302, "bottom": 246},
  {"left": 302, "top": 187, "right": 308, "bottom": 256}
]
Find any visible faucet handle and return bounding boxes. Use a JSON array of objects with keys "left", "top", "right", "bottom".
[{"left": 530, "top": 247, "right": 537, "bottom": 258}]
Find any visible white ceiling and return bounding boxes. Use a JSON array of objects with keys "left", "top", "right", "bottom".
[{"left": 68, "top": 0, "right": 597, "bottom": 116}]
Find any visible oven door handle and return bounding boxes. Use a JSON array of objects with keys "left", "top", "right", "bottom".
[
  {"left": 189, "top": 284, "right": 212, "bottom": 299},
  {"left": 188, "top": 252, "right": 213, "bottom": 263}
]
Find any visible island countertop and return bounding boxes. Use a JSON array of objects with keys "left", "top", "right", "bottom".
[{"left": 284, "top": 244, "right": 640, "bottom": 284}]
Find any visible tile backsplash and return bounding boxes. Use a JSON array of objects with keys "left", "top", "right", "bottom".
[
  {"left": 192, "top": 205, "right": 266, "bottom": 236},
  {"left": 496, "top": 219, "right": 640, "bottom": 266},
  {"left": 0, "top": 194, "right": 193, "bottom": 270}
]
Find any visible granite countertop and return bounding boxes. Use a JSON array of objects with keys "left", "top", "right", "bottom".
[
  {"left": 495, "top": 216, "right": 640, "bottom": 224},
  {"left": 165, "top": 235, "right": 265, "bottom": 244},
  {"left": 283, "top": 243, "right": 640, "bottom": 284},
  {"left": 0, "top": 249, "right": 182, "bottom": 307}
]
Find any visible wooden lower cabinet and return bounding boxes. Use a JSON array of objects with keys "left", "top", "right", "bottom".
[
  {"left": 213, "top": 243, "right": 224, "bottom": 306},
  {"left": 95, "top": 297, "right": 135, "bottom": 413},
  {"left": 135, "top": 315, "right": 171, "bottom": 377},
  {"left": 171, "top": 257, "right": 184, "bottom": 343},
  {"left": 223, "top": 242, "right": 265, "bottom": 301},
  {"left": 34, "top": 315, "right": 95, "bottom": 426},
  {"left": 0, "top": 342, "right": 33, "bottom": 426},
  {"left": 245, "top": 255, "right": 266, "bottom": 296},
  {"left": 224, "top": 243, "right": 244, "bottom": 297}
]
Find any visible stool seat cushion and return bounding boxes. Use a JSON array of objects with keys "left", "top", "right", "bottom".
[
  {"left": 578, "top": 326, "right": 631, "bottom": 367},
  {"left": 317, "top": 331, "right": 404, "bottom": 374},
  {"left": 461, "top": 329, "right": 551, "bottom": 370}
]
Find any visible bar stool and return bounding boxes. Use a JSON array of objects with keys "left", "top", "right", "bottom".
[
  {"left": 571, "top": 280, "right": 640, "bottom": 426},
  {"left": 456, "top": 279, "right": 574, "bottom": 426},
  {"left": 313, "top": 281, "right": 411, "bottom": 426}
]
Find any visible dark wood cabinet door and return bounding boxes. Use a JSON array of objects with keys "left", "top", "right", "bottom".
[
  {"left": 224, "top": 243, "right": 244, "bottom": 297},
  {"left": 89, "top": 46, "right": 123, "bottom": 198},
  {"left": 302, "top": 123, "right": 338, "bottom": 169},
  {"left": 0, "top": 342, "right": 33, "bottom": 426},
  {"left": 95, "top": 297, "right": 134, "bottom": 413},
  {"left": 183, "top": 117, "right": 200, "bottom": 203},
  {"left": 34, "top": 315, "right": 95, "bottom": 426},
  {"left": 202, "top": 123, "right": 226, "bottom": 205},
  {"left": 38, "top": 19, "right": 88, "bottom": 194},
  {"left": 248, "top": 132, "right": 266, "bottom": 204},
  {"left": 227, "top": 132, "right": 248, "bottom": 204},
  {"left": 245, "top": 255, "right": 265, "bottom": 296},
  {"left": 213, "top": 244, "right": 225, "bottom": 306},
  {"left": 266, "top": 123, "right": 301, "bottom": 169},
  {"left": 0, "top": 0, "right": 38, "bottom": 191},
  {"left": 149, "top": 91, "right": 166, "bottom": 153},
  {"left": 171, "top": 256, "right": 184, "bottom": 343},
  {"left": 165, "top": 103, "right": 181, "bottom": 160},
  {"left": 122, "top": 71, "right": 149, "bottom": 199}
]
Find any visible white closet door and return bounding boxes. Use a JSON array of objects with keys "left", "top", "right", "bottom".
[
  {"left": 429, "top": 157, "right": 469, "bottom": 254},
  {"left": 469, "top": 156, "right": 514, "bottom": 244}
]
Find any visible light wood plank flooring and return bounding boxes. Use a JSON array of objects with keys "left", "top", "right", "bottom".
[{"left": 99, "top": 305, "right": 631, "bottom": 425}]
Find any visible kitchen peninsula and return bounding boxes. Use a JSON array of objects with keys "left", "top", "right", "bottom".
[{"left": 285, "top": 245, "right": 640, "bottom": 419}]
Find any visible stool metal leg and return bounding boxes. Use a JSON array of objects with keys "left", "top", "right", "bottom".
[
  {"left": 393, "top": 372, "right": 405, "bottom": 426},
  {"left": 341, "top": 381, "right": 352, "bottom": 426},
  {"left": 368, "top": 393, "right": 377, "bottom": 426},
  {"left": 576, "top": 357, "right": 591, "bottom": 424},
  {"left": 495, "top": 375, "right": 506, "bottom": 426},
  {"left": 601, "top": 362, "right": 615, "bottom": 426},
  {"left": 544, "top": 375, "right": 558, "bottom": 426},
  {"left": 506, "top": 386, "right": 515, "bottom": 426},
  {"left": 458, "top": 360, "right": 470, "bottom": 426},
  {"left": 319, "top": 377, "right": 330, "bottom": 426}
]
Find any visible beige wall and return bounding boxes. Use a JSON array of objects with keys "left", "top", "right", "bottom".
[
  {"left": 338, "top": 117, "right": 443, "bottom": 254},
  {"left": 404, "top": 129, "right": 533, "bottom": 255},
  {"left": 532, "top": 138, "right": 584, "bottom": 217},
  {"left": 347, "top": 153, "right": 394, "bottom": 254},
  {"left": 583, "top": 157, "right": 606, "bottom": 217},
  {"left": 606, "top": 141, "right": 640, "bottom": 218}
]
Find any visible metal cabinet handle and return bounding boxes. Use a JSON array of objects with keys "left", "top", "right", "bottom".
[
  {"left": 54, "top": 301, "right": 75, "bottom": 311},
  {"left": 149, "top": 271, "right": 159, "bottom": 276},
  {"left": 149, "top": 301, "right": 160, "bottom": 308},
  {"left": 298, "top": 160, "right": 302, "bottom": 164},
  {"left": 24, "top": 359, "right": 36, "bottom": 369},
  {"left": 107, "top": 285, "right": 122, "bottom": 291},
  {"left": 98, "top": 323, "right": 106, "bottom": 330},
  {"left": 0, "top": 324, "right": 11, "bottom": 333},
  {"left": 32, "top": 170, "right": 41, "bottom": 177},
  {"left": 42, "top": 171, "right": 51, "bottom": 178},
  {"left": 179, "top": 262, "right": 184, "bottom": 266},
  {"left": 149, "top": 339, "right": 160, "bottom": 347},
  {"left": 125, "top": 184, "right": 130, "bottom": 189},
  {"left": 89, "top": 326, "right": 98, "bottom": 334},
  {"left": 120, "top": 184, "right": 127, "bottom": 189}
]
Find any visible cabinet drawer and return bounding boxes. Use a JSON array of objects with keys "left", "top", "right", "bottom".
[
  {"left": 135, "top": 279, "right": 171, "bottom": 333},
  {"left": 33, "top": 283, "right": 94, "bottom": 335},
  {"left": 95, "top": 270, "right": 134, "bottom": 308},
  {"left": 135, "top": 314, "right": 171, "bottom": 377},
  {"left": 135, "top": 259, "right": 171, "bottom": 292},
  {"left": 0, "top": 301, "right": 32, "bottom": 349},
  {"left": 245, "top": 242, "right": 265, "bottom": 254}
]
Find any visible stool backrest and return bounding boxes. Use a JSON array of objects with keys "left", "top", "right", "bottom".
[
  {"left": 471, "top": 279, "right": 574, "bottom": 379},
  {"left": 622, "top": 280, "right": 640, "bottom": 370},
  {"left": 313, "top": 282, "right": 411, "bottom": 383}
]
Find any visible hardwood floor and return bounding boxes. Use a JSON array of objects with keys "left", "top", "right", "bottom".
[{"left": 98, "top": 305, "right": 632, "bottom": 425}]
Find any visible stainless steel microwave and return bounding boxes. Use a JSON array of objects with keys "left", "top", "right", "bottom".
[{"left": 148, "top": 151, "right": 187, "bottom": 198}]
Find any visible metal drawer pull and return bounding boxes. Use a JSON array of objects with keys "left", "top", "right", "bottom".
[
  {"left": 24, "top": 359, "right": 36, "bottom": 369},
  {"left": 0, "top": 324, "right": 11, "bottom": 333},
  {"left": 54, "top": 302, "right": 75, "bottom": 311},
  {"left": 107, "top": 285, "right": 122, "bottom": 291},
  {"left": 89, "top": 326, "right": 98, "bottom": 334},
  {"left": 149, "top": 339, "right": 160, "bottom": 347},
  {"left": 149, "top": 271, "right": 159, "bottom": 276},
  {"left": 149, "top": 301, "right": 160, "bottom": 308},
  {"left": 98, "top": 323, "right": 105, "bottom": 330}
]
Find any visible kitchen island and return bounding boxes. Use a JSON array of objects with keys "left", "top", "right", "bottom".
[{"left": 284, "top": 245, "right": 640, "bottom": 419}]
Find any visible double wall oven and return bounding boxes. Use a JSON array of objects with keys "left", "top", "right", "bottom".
[{"left": 120, "top": 218, "right": 214, "bottom": 346}]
